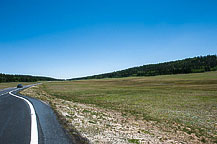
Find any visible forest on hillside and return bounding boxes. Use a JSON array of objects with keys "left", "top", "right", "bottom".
[
  {"left": 71, "top": 55, "right": 217, "bottom": 80},
  {"left": 0, "top": 73, "right": 58, "bottom": 83}
]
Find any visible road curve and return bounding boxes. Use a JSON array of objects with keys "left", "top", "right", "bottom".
[{"left": 0, "top": 85, "right": 73, "bottom": 144}]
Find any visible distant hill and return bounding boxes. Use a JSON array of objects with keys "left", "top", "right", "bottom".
[
  {"left": 0, "top": 73, "right": 59, "bottom": 83},
  {"left": 71, "top": 55, "right": 217, "bottom": 80}
]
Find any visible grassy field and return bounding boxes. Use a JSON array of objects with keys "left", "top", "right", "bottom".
[
  {"left": 40, "top": 71, "right": 217, "bottom": 143},
  {"left": 0, "top": 82, "right": 37, "bottom": 90}
]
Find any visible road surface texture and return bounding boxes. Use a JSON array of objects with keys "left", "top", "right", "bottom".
[{"left": 0, "top": 85, "right": 74, "bottom": 144}]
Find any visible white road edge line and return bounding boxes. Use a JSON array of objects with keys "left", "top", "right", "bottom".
[{"left": 9, "top": 90, "right": 38, "bottom": 144}]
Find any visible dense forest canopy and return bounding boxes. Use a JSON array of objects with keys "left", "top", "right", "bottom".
[
  {"left": 0, "top": 74, "right": 59, "bottom": 83},
  {"left": 71, "top": 55, "right": 217, "bottom": 80}
]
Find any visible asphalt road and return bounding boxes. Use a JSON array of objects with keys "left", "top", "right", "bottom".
[{"left": 0, "top": 85, "right": 73, "bottom": 144}]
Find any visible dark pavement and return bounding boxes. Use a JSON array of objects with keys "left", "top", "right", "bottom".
[{"left": 0, "top": 85, "right": 73, "bottom": 144}]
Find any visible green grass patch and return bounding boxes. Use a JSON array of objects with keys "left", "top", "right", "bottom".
[
  {"left": 88, "top": 121, "right": 97, "bottom": 124},
  {"left": 128, "top": 138, "right": 140, "bottom": 144}
]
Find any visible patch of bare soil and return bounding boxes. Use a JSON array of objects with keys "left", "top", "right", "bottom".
[{"left": 21, "top": 86, "right": 204, "bottom": 144}]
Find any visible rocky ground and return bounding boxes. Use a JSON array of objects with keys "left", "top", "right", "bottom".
[{"left": 21, "top": 86, "right": 205, "bottom": 144}]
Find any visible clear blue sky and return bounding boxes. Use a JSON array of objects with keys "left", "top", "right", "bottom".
[{"left": 0, "top": 0, "right": 217, "bottom": 79}]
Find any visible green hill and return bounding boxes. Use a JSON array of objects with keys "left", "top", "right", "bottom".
[
  {"left": 71, "top": 55, "right": 217, "bottom": 80},
  {"left": 0, "top": 73, "right": 59, "bottom": 83}
]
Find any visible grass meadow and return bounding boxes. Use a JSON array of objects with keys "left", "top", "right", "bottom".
[
  {"left": 39, "top": 71, "right": 217, "bottom": 142},
  {"left": 0, "top": 82, "right": 36, "bottom": 90}
]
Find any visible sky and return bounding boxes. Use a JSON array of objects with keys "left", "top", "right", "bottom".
[{"left": 0, "top": 0, "right": 217, "bottom": 79}]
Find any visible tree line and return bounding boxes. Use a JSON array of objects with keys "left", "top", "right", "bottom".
[
  {"left": 0, "top": 73, "right": 59, "bottom": 83},
  {"left": 71, "top": 55, "right": 217, "bottom": 80}
]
